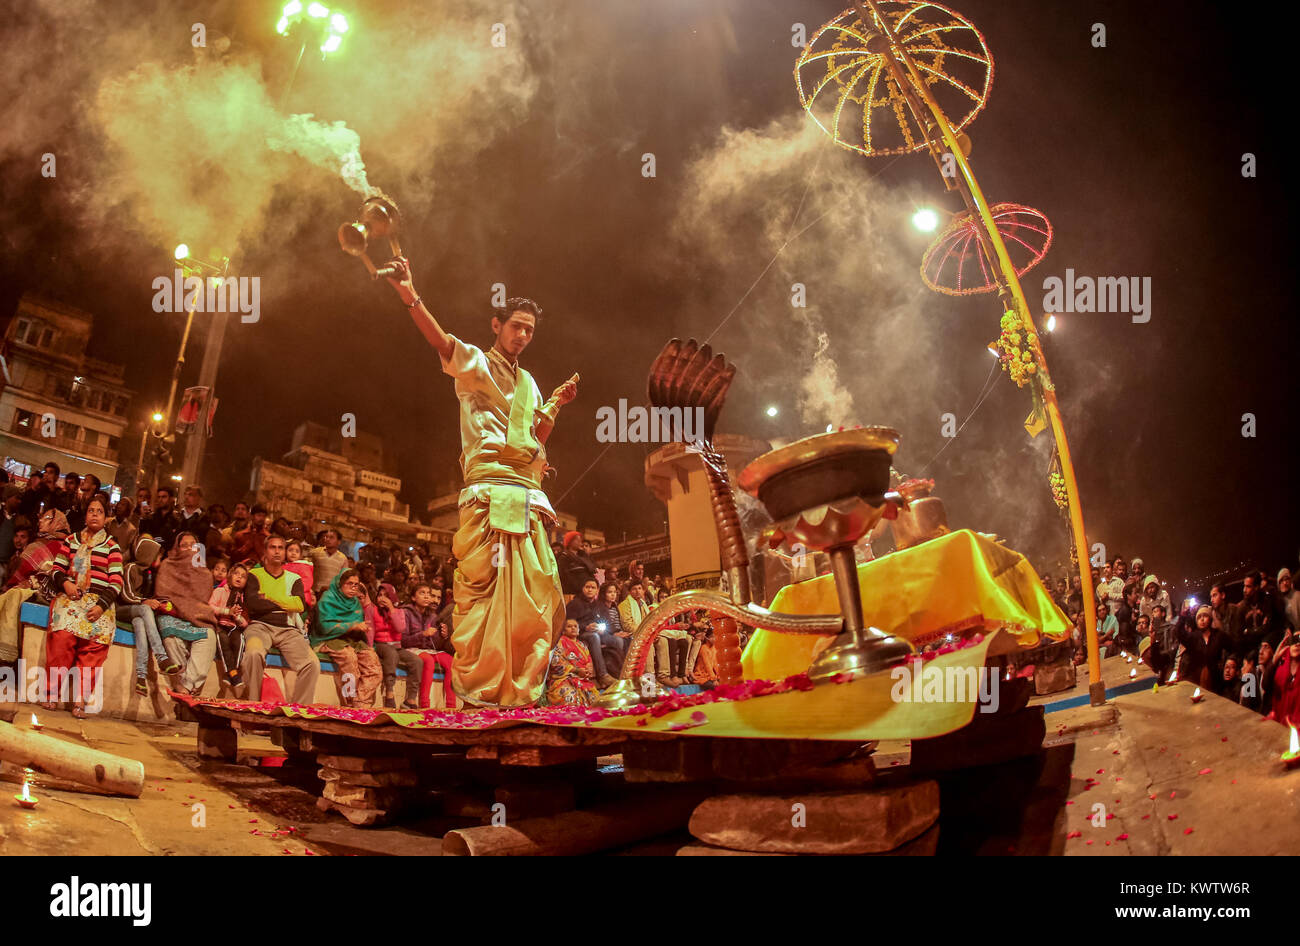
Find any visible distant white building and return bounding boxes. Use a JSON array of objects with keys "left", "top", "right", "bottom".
[{"left": 0, "top": 294, "right": 134, "bottom": 484}]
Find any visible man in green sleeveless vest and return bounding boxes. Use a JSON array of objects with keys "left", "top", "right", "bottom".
[{"left": 386, "top": 258, "right": 577, "bottom": 707}]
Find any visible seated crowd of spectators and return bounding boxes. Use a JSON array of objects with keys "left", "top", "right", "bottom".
[
  {"left": 1040, "top": 553, "right": 1300, "bottom": 725},
  {"left": 0, "top": 464, "right": 716, "bottom": 714}
]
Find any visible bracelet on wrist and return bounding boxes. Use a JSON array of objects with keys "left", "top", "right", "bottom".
[{"left": 404, "top": 294, "right": 422, "bottom": 309}]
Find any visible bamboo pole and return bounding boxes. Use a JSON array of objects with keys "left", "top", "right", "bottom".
[
  {"left": 0, "top": 722, "right": 146, "bottom": 797},
  {"left": 861, "top": 0, "right": 1104, "bottom": 703}
]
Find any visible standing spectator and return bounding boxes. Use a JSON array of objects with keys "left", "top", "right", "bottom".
[
  {"left": 177, "top": 486, "right": 210, "bottom": 539},
  {"left": 222, "top": 501, "right": 249, "bottom": 542},
  {"left": 154, "top": 531, "right": 218, "bottom": 697},
  {"left": 1115, "top": 581, "right": 1141, "bottom": 653},
  {"left": 241, "top": 536, "right": 320, "bottom": 704},
  {"left": 310, "top": 529, "right": 348, "bottom": 598},
  {"left": 42, "top": 493, "right": 123, "bottom": 718},
  {"left": 557, "top": 532, "right": 598, "bottom": 595},
  {"left": 1279, "top": 568, "right": 1300, "bottom": 633},
  {"left": 1209, "top": 583, "right": 1232, "bottom": 638},
  {"left": 1231, "top": 573, "right": 1273, "bottom": 653},
  {"left": 1138, "top": 574, "right": 1172, "bottom": 623},
  {"left": 141, "top": 485, "right": 181, "bottom": 553},
  {"left": 1176, "top": 605, "right": 1227, "bottom": 693},
  {"left": 16, "top": 471, "right": 44, "bottom": 521},
  {"left": 1098, "top": 558, "right": 1124, "bottom": 618},
  {"left": 35, "top": 462, "right": 64, "bottom": 514},
  {"left": 106, "top": 498, "right": 138, "bottom": 565},
  {"left": 311, "top": 569, "right": 383, "bottom": 709},
  {"left": 65, "top": 474, "right": 100, "bottom": 535},
  {"left": 131, "top": 486, "right": 152, "bottom": 527},
  {"left": 230, "top": 504, "right": 270, "bottom": 565}
]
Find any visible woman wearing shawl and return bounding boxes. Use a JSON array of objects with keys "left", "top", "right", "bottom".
[
  {"left": 545, "top": 618, "right": 596, "bottom": 707},
  {"left": 42, "top": 494, "right": 123, "bottom": 718},
  {"left": 154, "top": 532, "right": 218, "bottom": 696},
  {"left": 311, "top": 569, "right": 382, "bottom": 708},
  {"left": 0, "top": 508, "right": 72, "bottom": 663}
]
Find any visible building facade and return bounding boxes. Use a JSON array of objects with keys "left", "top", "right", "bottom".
[
  {"left": 250, "top": 422, "right": 449, "bottom": 550},
  {"left": 0, "top": 294, "right": 134, "bottom": 485}
]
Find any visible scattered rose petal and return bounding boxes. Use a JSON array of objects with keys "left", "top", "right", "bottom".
[
  {"left": 1183, "top": 827, "right": 1194, "bottom": 835},
  {"left": 1067, "top": 830, "right": 1082, "bottom": 839},
  {"left": 1142, "top": 814, "right": 1150, "bottom": 820},
  {"left": 1198, "top": 768, "right": 1212, "bottom": 775},
  {"left": 1117, "top": 833, "right": 1129, "bottom": 840},
  {"left": 1096, "top": 769, "right": 1105, "bottom": 774},
  {"left": 1106, "top": 812, "right": 1115, "bottom": 820},
  {"left": 1169, "top": 791, "right": 1176, "bottom": 798},
  {"left": 1167, "top": 813, "right": 1178, "bottom": 820},
  {"left": 1066, "top": 800, "right": 1074, "bottom": 806},
  {"left": 1086, "top": 839, "right": 1094, "bottom": 845}
]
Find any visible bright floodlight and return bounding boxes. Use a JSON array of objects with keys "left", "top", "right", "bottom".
[
  {"left": 321, "top": 33, "right": 342, "bottom": 52},
  {"left": 308, "top": 2, "right": 329, "bottom": 17},
  {"left": 170, "top": 474, "right": 183, "bottom": 482},
  {"left": 151, "top": 411, "right": 164, "bottom": 423},
  {"left": 765, "top": 406, "right": 779, "bottom": 418},
  {"left": 174, "top": 243, "right": 189, "bottom": 260},
  {"left": 330, "top": 12, "right": 349, "bottom": 32},
  {"left": 912, "top": 208, "right": 939, "bottom": 232},
  {"left": 1046, "top": 314, "right": 1057, "bottom": 332}
]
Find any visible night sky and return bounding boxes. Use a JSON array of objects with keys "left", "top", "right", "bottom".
[{"left": 0, "top": 0, "right": 1293, "bottom": 589}]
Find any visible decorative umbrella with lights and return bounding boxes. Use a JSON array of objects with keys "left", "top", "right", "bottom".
[
  {"left": 921, "top": 202, "right": 1053, "bottom": 296},
  {"left": 794, "top": 0, "right": 992, "bottom": 159}
]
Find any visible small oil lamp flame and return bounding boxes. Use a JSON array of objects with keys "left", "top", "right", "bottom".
[
  {"left": 1190, "top": 687, "right": 1203, "bottom": 703},
  {"left": 14, "top": 779, "right": 37, "bottom": 809},
  {"left": 1120, "top": 651, "right": 1128, "bottom": 659},
  {"left": 1129, "top": 668, "right": 1137, "bottom": 679},
  {"left": 1283, "top": 726, "right": 1300, "bottom": 769},
  {"left": 1168, "top": 670, "right": 1179, "bottom": 684},
  {"left": 30, "top": 713, "right": 42, "bottom": 732}
]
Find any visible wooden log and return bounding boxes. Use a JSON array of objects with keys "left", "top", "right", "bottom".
[
  {"left": 0, "top": 721, "right": 145, "bottom": 797},
  {"left": 441, "top": 789, "right": 707, "bottom": 856}
]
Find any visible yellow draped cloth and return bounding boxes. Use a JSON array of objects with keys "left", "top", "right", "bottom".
[
  {"left": 443, "top": 336, "right": 565, "bottom": 708},
  {"left": 742, "top": 529, "right": 1069, "bottom": 682}
]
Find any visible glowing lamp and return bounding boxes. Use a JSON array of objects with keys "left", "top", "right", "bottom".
[
  {"left": 912, "top": 208, "right": 939, "bottom": 232},
  {"left": 1282, "top": 726, "right": 1300, "bottom": 769},
  {"left": 1129, "top": 668, "right": 1137, "bottom": 679},
  {"left": 14, "top": 780, "right": 37, "bottom": 810},
  {"left": 1190, "top": 687, "right": 1203, "bottom": 703},
  {"left": 151, "top": 411, "right": 164, "bottom": 423},
  {"left": 170, "top": 474, "right": 183, "bottom": 482},
  {"left": 1046, "top": 314, "right": 1057, "bottom": 332},
  {"left": 276, "top": 16, "right": 289, "bottom": 34},
  {"left": 765, "top": 406, "right": 778, "bottom": 418},
  {"left": 987, "top": 343, "right": 1000, "bottom": 357},
  {"left": 330, "top": 12, "right": 348, "bottom": 32},
  {"left": 308, "top": 2, "right": 329, "bottom": 18},
  {"left": 30, "top": 713, "right": 42, "bottom": 732},
  {"left": 174, "top": 244, "right": 190, "bottom": 260},
  {"left": 283, "top": 0, "right": 303, "bottom": 15},
  {"left": 321, "top": 33, "right": 342, "bottom": 53}
]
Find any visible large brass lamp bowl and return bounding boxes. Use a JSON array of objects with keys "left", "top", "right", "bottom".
[{"left": 738, "top": 427, "right": 915, "bottom": 682}]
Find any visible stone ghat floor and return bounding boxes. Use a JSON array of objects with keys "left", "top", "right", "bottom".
[{"left": 6, "top": 656, "right": 1299, "bottom": 856}]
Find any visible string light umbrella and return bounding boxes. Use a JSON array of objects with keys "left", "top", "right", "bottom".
[
  {"left": 920, "top": 202, "right": 1053, "bottom": 295},
  {"left": 796, "top": 0, "right": 1105, "bottom": 704}
]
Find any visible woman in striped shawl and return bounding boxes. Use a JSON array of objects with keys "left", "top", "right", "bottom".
[{"left": 43, "top": 494, "right": 122, "bottom": 718}]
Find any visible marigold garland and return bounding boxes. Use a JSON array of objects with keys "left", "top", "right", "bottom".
[{"left": 997, "top": 309, "right": 1036, "bottom": 387}]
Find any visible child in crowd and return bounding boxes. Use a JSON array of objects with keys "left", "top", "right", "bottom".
[
  {"left": 121, "top": 536, "right": 181, "bottom": 695},
  {"left": 284, "top": 540, "right": 315, "bottom": 608},
  {"left": 210, "top": 562, "right": 250, "bottom": 691},
  {"left": 546, "top": 618, "right": 597, "bottom": 706},
  {"left": 400, "top": 584, "right": 457, "bottom": 710}
]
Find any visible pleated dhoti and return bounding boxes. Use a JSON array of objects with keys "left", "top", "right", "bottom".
[{"left": 450, "top": 501, "right": 564, "bottom": 707}]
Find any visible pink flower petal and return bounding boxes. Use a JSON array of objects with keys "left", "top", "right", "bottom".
[
  {"left": 1183, "top": 827, "right": 1194, "bottom": 835},
  {"left": 1198, "top": 768, "right": 1212, "bottom": 775}
]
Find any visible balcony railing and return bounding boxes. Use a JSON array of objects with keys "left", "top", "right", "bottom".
[{"left": 6, "top": 420, "right": 117, "bottom": 463}]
